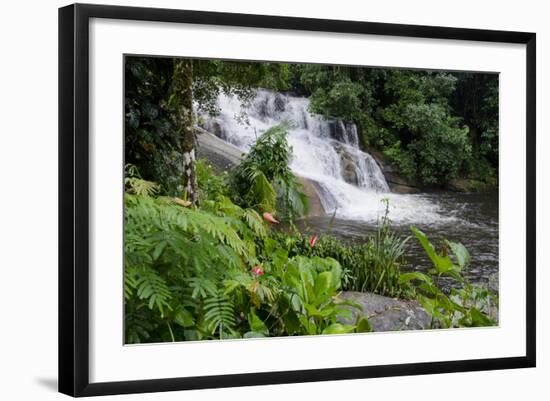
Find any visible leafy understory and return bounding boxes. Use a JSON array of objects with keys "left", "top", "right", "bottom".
[{"left": 124, "top": 168, "right": 372, "bottom": 343}]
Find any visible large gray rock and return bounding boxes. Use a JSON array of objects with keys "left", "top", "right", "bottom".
[
  {"left": 448, "top": 178, "right": 495, "bottom": 193},
  {"left": 340, "top": 157, "right": 359, "bottom": 185},
  {"left": 337, "top": 291, "right": 431, "bottom": 332},
  {"left": 368, "top": 149, "right": 420, "bottom": 193},
  {"left": 296, "top": 177, "right": 326, "bottom": 217},
  {"left": 195, "top": 127, "right": 244, "bottom": 172},
  {"left": 389, "top": 183, "right": 421, "bottom": 194}
]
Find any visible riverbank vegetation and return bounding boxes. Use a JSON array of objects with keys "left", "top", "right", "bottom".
[{"left": 124, "top": 125, "right": 497, "bottom": 343}]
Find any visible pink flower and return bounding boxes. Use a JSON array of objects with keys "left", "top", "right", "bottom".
[
  {"left": 251, "top": 265, "right": 265, "bottom": 276},
  {"left": 262, "top": 212, "right": 279, "bottom": 224},
  {"left": 309, "top": 235, "right": 318, "bottom": 248}
]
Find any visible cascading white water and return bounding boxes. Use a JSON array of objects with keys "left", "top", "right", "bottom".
[{"left": 200, "top": 89, "right": 454, "bottom": 224}]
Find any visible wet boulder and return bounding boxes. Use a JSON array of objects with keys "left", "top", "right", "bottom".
[
  {"left": 336, "top": 291, "right": 431, "bottom": 332},
  {"left": 341, "top": 158, "right": 359, "bottom": 185}
]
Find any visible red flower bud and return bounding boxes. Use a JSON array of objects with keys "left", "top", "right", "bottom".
[
  {"left": 309, "top": 235, "right": 318, "bottom": 248},
  {"left": 262, "top": 212, "right": 279, "bottom": 224},
  {"left": 251, "top": 265, "right": 265, "bottom": 276}
]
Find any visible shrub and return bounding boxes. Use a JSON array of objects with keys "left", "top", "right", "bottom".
[
  {"left": 399, "top": 227, "right": 498, "bottom": 328},
  {"left": 195, "top": 158, "right": 229, "bottom": 200},
  {"left": 124, "top": 172, "right": 369, "bottom": 342},
  {"left": 230, "top": 124, "right": 308, "bottom": 223}
]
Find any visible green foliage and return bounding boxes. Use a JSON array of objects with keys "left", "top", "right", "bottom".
[
  {"left": 278, "top": 256, "right": 365, "bottom": 335},
  {"left": 124, "top": 164, "right": 160, "bottom": 197},
  {"left": 399, "top": 227, "right": 498, "bottom": 328},
  {"left": 195, "top": 159, "right": 228, "bottom": 200},
  {"left": 378, "top": 72, "right": 472, "bottom": 185},
  {"left": 124, "top": 56, "right": 500, "bottom": 342},
  {"left": 382, "top": 141, "right": 416, "bottom": 179},
  {"left": 125, "top": 57, "right": 196, "bottom": 196},
  {"left": 125, "top": 265, "right": 172, "bottom": 315},
  {"left": 279, "top": 201, "right": 410, "bottom": 298},
  {"left": 125, "top": 170, "right": 496, "bottom": 341},
  {"left": 203, "top": 290, "right": 238, "bottom": 338},
  {"left": 309, "top": 79, "right": 365, "bottom": 122},
  {"left": 124, "top": 172, "right": 369, "bottom": 343},
  {"left": 451, "top": 73, "right": 499, "bottom": 167},
  {"left": 298, "top": 65, "right": 497, "bottom": 187},
  {"left": 124, "top": 182, "right": 269, "bottom": 342},
  {"left": 230, "top": 125, "right": 308, "bottom": 222},
  {"left": 300, "top": 64, "right": 378, "bottom": 142}
]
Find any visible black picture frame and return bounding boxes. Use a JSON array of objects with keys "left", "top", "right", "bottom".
[{"left": 58, "top": 3, "right": 536, "bottom": 397}]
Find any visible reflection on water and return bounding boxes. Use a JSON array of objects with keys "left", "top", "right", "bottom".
[{"left": 300, "top": 192, "right": 498, "bottom": 290}]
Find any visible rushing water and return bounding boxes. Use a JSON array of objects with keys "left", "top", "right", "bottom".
[{"left": 200, "top": 89, "right": 499, "bottom": 289}]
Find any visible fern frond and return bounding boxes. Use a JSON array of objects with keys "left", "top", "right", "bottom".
[
  {"left": 242, "top": 208, "right": 267, "bottom": 237},
  {"left": 203, "top": 290, "right": 237, "bottom": 338},
  {"left": 125, "top": 309, "right": 155, "bottom": 344},
  {"left": 125, "top": 265, "right": 172, "bottom": 316},
  {"left": 250, "top": 171, "right": 277, "bottom": 212},
  {"left": 125, "top": 177, "right": 160, "bottom": 197},
  {"left": 188, "top": 277, "right": 218, "bottom": 299},
  {"left": 125, "top": 164, "right": 159, "bottom": 196}
]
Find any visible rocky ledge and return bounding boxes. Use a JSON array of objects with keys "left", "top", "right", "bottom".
[{"left": 337, "top": 291, "right": 431, "bottom": 332}]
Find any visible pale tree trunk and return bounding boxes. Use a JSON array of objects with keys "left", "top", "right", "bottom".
[{"left": 171, "top": 59, "right": 199, "bottom": 206}]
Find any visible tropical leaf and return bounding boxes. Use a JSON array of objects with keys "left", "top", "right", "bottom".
[
  {"left": 322, "top": 323, "right": 355, "bottom": 335},
  {"left": 125, "top": 265, "right": 171, "bottom": 316},
  {"left": 410, "top": 226, "right": 455, "bottom": 275},
  {"left": 242, "top": 208, "right": 267, "bottom": 237},
  {"left": 446, "top": 240, "right": 470, "bottom": 270},
  {"left": 203, "top": 290, "right": 237, "bottom": 337}
]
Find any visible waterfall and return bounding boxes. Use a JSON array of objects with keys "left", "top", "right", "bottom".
[{"left": 200, "top": 89, "right": 451, "bottom": 223}]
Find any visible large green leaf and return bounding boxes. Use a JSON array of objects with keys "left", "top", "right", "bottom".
[
  {"left": 356, "top": 317, "right": 372, "bottom": 333},
  {"left": 446, "top": 240, "right": 470, "bottom": 270},
  {"left": 410, "top": 226, "right": 455, "bottom": 274},
  {"left": 248, "top": 310, "right": 269, "bottom": 335},
  {"left": 398, "top": 271, "right": 433, "bottom": 285},
  {"left": 250, "top": 171, "right": 277, "bottom": 212},
  {"left": 174, "top": 307, "right": 195, "bottom": 328},
  {"left": 322, "top": 323, "right": 355, "bottom": 335},
  {"left": 468, "top": 307, "right": 496, "bottom": 327},
  {"left": 313, "top": 271, "right": 335, "bottom": 301},
  {"left": 281, "top": 304, "right": 301, "bottom": 335}
]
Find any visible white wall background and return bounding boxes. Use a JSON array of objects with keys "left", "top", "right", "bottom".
[{"left": 0, "top": 0, "right": 546, "bottom": 399}]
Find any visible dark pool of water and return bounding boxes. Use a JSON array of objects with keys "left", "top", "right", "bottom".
[{"left": 300, "top": 192, "right": 499, "bottom": 290}]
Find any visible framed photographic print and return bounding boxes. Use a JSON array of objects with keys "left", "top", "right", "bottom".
[{"left": 58, "top": 3, "right": 536, "bottom": 397}]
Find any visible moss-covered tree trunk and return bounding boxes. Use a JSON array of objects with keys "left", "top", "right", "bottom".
[{"left": 171, "top": 59, "right": 199, "bottom": 206}]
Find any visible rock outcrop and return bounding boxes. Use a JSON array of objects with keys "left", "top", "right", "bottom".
[
  {"left": 448, "top": 178, "right": 496, "bottom": 193},
  {"left": 337, "top": 291, "right": 431, "bottom": 332},
  {"left": 367, "top": 148, "right": 421, "bottom": 194},
  {"left": 195, "top": 126, "right": 243, "bottom": 172}
]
